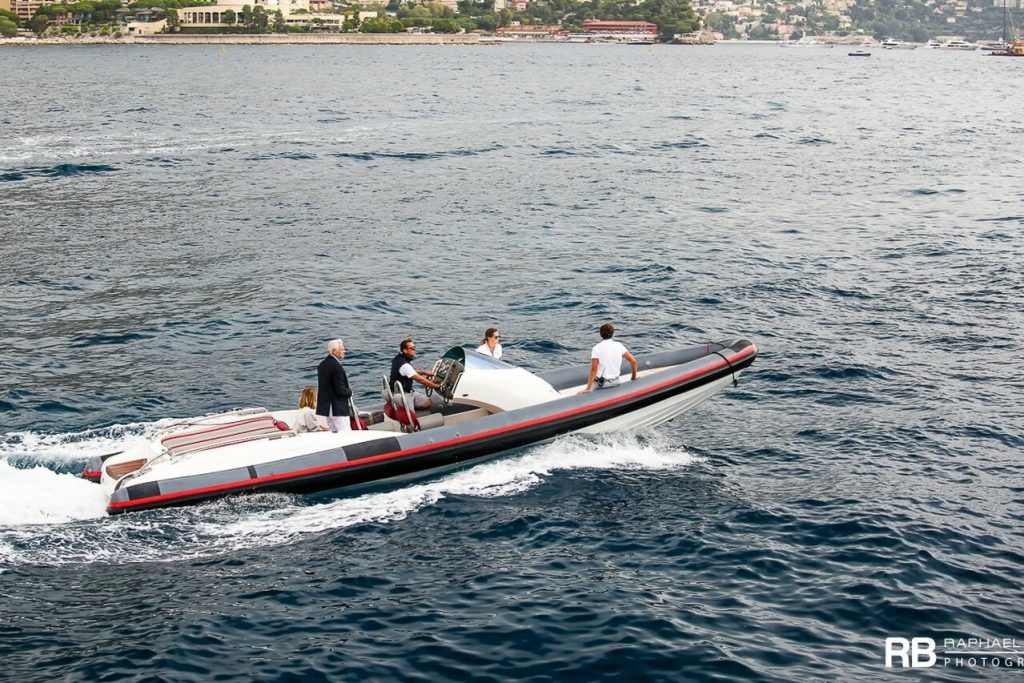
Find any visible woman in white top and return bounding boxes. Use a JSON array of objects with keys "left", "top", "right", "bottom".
[
  {"left": 295, "top": 386, "right": 326, "bottom": 432},
  {"left": 476, "top": 327, "right": 503, "bottom": 360}
]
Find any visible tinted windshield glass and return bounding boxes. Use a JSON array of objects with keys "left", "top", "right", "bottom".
[
  {"left": 441, "top": 346, "right": 466, "bottom": 364},
  {"left": 462, "top": 348, "right": 511, "bottom": 371}
]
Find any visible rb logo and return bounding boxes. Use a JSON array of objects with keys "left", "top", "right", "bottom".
[{"left": 885, "top": 637, "right": 937, "bottom": 668}]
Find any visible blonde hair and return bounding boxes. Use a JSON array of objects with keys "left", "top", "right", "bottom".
[{"left": 298, "top": 386, "right": 317, "bottom": 409}]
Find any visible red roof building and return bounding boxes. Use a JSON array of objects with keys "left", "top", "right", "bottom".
[{"left": 496, "top": 24, "right": 567, "bottom": 38}]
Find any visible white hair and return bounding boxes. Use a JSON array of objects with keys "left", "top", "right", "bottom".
[{"left": 327, "top": 338, "right": 344, "bottom": 352}]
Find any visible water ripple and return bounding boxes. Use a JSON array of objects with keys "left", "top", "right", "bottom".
[{"left": 0, "top": 43, "right": 1021, "bottom": 683}]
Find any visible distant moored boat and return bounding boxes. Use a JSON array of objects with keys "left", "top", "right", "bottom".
[
  {"left": 881, "top": 38, "right": 918, "bottom": 49},
  {"left": 942, "top": 39, "right": 978, "bottom": 50}
]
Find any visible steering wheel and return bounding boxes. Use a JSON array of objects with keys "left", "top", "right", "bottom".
[{"left": 427, "top": 359, "right": 448, "bottom": 398}]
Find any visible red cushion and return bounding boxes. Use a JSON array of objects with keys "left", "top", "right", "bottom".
[{"left": 383, "top": 401, "right": 419, "bottom": 429}]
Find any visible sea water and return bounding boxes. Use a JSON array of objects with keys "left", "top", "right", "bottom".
[{"left": 1, "top": 44, "right": 1021, "bottom": 680}]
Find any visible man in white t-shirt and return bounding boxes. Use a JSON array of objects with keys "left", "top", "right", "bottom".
[{"left": 581, "top": 323, "right": 638, "bottom": 393}]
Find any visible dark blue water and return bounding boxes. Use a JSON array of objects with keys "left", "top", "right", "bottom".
[{"left": 1, "top": 44, "right": 1022, "bottom": 681}]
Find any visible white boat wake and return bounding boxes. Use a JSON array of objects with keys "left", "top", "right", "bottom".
[{"left": 0, "top": 427, "right": 700, "bottom": 568}]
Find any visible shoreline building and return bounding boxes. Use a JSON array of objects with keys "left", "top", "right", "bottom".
[
  {"left": 582, "top": 19, "right": 657, "bottom": 37},
  {"left": 577, "top": 19, "right": 659, "bottom": 41},
  {"left": 495, "top": 24, "right": 567, "bottom": 40},
  {"left": 178, "top": 0, "right": 374, "bottom": 31},
  {"left": 11, "top": 0, "right": 51, "bottom": 21}
]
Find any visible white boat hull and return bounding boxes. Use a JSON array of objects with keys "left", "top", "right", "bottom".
[{"left": 576, "top": 373, "right": 738, "bottom": 434}]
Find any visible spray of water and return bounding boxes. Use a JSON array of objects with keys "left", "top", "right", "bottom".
[{"left": 0, "top": 427, "right": 700, "bottom": 567}]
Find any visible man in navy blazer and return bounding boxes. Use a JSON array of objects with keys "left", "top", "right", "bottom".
[{"left": 316, "top": 338, "right": 352, "bottom": 432}]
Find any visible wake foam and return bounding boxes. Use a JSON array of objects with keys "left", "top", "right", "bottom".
[
  {"left": 0, "top": 461, "right": 108, "bottom": 525},
  {"left": 0, "top": 420, "right": 171, "bottom": 468},
  {"left": 0, "top": 431, "right": 699, "bottom": 567},
  {"left": 0, "top": 419, "right": 176, "bottom": 530}
]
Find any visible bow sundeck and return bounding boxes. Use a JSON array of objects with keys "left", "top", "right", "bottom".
[{"left": 85, "top": 338, "right": 758, "bottom": 515}]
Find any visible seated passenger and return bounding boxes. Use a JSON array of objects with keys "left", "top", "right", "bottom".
[
  {"left": 390, "top": 338, "right": 441, "bottom": 411},
  {"left": 295, "top": 386, "right": 326, "bottom": 433},
  {"left": 476, "top": 327, "right": 503, "bottom": 360}
]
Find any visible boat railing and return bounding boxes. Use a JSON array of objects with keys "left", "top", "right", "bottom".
[{"left": 160, "top": 407, "right": 270, "bottom": 432}]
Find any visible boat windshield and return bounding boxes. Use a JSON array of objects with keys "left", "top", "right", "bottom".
[{"left": 441, "top": 346, "right": 511, "bottom": 371}]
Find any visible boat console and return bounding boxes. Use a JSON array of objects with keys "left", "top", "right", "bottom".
[
  {"left": 432, "top": 346, "right": 560, "bottom": 413},
  {"left": 429, "top": 350, "right": 465, "bottom": 402}
]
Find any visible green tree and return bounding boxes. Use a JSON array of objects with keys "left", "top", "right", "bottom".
[
  {"left": 432, "top": 17, "right": 458, "bottom": 31},
  {"left": 405, "top": 5, "right": 431, "bottom": 19},
  {"left": 475, "top": 13, "right": 497, "bottom": 29},
  {"left": 30, "top": 13, "right": 49, "bottom": 33},
  {"left": 424, "top": 2, "right": 453, "bottom": 17},
  {"left": 361, "top": 15, "right": 392, "bottom": 31},
  {"left": 273, "top": 9, "right": 285, "bottom": 30},
  {"left": 704, "top": 11, "right": 735, "bottom": 33},
  {"left": 0, "top": 18, "right": 17, "bottom": 36},
  {"left": 747, "top": 24, "right": 775, "bottom": 39},
  {"left": 251, "top": 5, "right": 268, "bottom": 30},
  {"left": 223, "top": 8, "right": 236, "bottom": 24}
]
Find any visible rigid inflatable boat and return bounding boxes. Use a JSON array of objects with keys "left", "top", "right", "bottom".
[{"left": 85, "top": 339, "right": 757, "bottom": 515}]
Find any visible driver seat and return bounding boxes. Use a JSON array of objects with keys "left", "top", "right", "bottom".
[{"left": 381, "top": 375, "right": 419, "bottom": 432}]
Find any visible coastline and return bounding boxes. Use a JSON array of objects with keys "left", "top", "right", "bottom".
[
  {"left": 1, "top": 33, "right": 887, "bottom": 47},
  {"left": 0, "top": 33, "right": 486, "bottom": 46}
]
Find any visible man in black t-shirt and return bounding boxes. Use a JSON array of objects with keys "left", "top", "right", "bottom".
[{"left": 389, "top": 338, "right": 441, "bottom": 410}]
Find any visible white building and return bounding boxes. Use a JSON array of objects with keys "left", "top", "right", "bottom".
[{"left": 177, "top": 0, "right": 374, "bottom": 30}]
